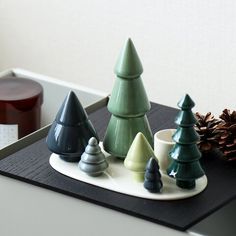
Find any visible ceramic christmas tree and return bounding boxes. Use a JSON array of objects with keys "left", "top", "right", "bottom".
[
  {"left": 46, "top": 91, "right": 98, "bottom": 162},
  {"left": 79, "top": 137, "right": 108, "bottom": 176},
  {"left": 167, "top": 94, "right": 205, "bottom": 189},
  {"left": 103, "top": 38, "right": 153, "bottom": 159},
  {"left": 124, "top": 132, "right": 155, "bottom": 182},
  {"left": 144, "top": 157, "right": 163, "bottom": 193}
]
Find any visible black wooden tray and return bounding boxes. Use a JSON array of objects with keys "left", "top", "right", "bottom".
[{"left": 0, "top": 102, "right": 235, "bottom": 231}]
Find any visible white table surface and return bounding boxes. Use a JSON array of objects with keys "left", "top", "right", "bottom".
[
  {"left": 0, "top": 175, "right": 188, "bottom": 236},
  {"left": 0, "top": 70, "right": 231, "bottom": 236}
]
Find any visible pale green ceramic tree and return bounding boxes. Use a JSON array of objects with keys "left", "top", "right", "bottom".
[
  {"left": 124, "top": 132, "right": 155, "bottom": 182},
  {"left": 103, "top": 39, "right": 153, "bottom": 159}
]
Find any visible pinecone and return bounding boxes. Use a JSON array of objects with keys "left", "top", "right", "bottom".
[
  {"left": 219, "top": 109, "right": 236, "bottom": 126},
  {"left": 195, "top": 112, "right": 222, "bottom": 153},
  {"left": 217, "top": 109, "right": 236, "bottom": 161}
]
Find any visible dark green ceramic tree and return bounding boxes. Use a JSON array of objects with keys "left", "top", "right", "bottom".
[
  {"left": 103, "top": 38, "right": 153, "bottom": 159},
  {"left": 46, "top": 91, "right": 98, "bottom": 162},
  {"left": 167, "top": 94, "right": 205, "bottom": 189}
]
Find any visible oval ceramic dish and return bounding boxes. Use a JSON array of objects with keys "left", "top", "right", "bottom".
[{"left": 49, "top": 143, "right": 207, "bottom": 201}]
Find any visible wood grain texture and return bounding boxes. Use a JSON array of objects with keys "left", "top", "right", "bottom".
[{"left": 0, "top": 102, "right": 235, "bottom": 231}]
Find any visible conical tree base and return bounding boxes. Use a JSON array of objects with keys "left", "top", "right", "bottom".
[
  {"left": 47, "top": 120, "right": 98, "bottom": 162},
  {"left": 168, "top": 160, "right": 204, "bottom": 179},
  {"left": 144, "top": 181, "right": 163, "bottom": 193},
  {"left": 103, "top": 115, "right": 153, "bottom": 159},
  {"left": 59, "top": 154, "right": 79, "bottom": 162},
  {"left": 176, "top": 179, "right": 195, "bottom": 189},
  {"left": 132, "top": 172, "right": 145, "bottom": 182}
]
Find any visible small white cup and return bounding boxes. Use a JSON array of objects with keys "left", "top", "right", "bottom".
[{"left": 154, "top": 129, "right": 176, "bottom": 173}]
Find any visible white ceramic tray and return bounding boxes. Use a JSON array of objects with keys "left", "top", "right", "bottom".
[{"left": 50, "top": 144, "right": 207, "bottom": 201}]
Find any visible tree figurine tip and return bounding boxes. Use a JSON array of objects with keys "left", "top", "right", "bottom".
[
  {"left": 68, "top": 90, "right": 76, "bottom": 96},
  {"left": 88, "top": 137, "right": 98, "bottom": 146},
  {"left": 127, "top": 37, "right": 132, "bottom": 43},
  {"left": 145, "top": 157, "right": 160, "bottom": 173},
  {"left": 114, "top": 38, "right": 143, "bottom": 79},
  {"left": 177, "top": 94, "right": 195, "bottom": 110},
  {"left": 55, "top": 90, "right": 88, "bottom": 126}
]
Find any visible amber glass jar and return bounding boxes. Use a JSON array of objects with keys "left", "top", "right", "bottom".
[{"left": 0, "top": 76, "right": 43, "bottom": 144}]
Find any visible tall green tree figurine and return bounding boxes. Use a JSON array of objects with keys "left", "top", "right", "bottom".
[
  {"left": 103, "top": 38, "right": 153, "bottom": 159},
  {"left": 167, "top": 94, "right": 205, "bottom": 189}
]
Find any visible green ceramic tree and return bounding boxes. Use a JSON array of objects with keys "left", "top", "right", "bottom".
[
  {"left": 103, "top": 38, "right": 153, "bottom": 159},
  {"left": 167, "top": 94, "right": 205, "bottom": 189},
  {"left": 124, "top": 132, "right": 155, "bottom": 182}
]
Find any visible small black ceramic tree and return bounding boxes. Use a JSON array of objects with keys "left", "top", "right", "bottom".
[
  {"left": 144, "top": 157, "right": 163, "bottom": 193},
  {"left": 79, "top": 137, "right": 108, "bottom": 176},
  {"left": 46, "top": 91, "right": 98, "bottom": 162},
  {"left": 167, "top": 94, "right": 205, "bottom": 189}
]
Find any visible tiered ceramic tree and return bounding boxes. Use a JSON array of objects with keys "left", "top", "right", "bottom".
[
  {"left": 103, "top": 38, "right": 153, "bottom": 159},
  {"left": 79, "top": 137, "right": 108, "bottom": 176},
  {"left": 46, "top": 91, "right": 98, "bottom": 162},
  {"left": 124, "top": 132, "right": 155, "bottom": 181},
  {"left": 144, "top": 157, "right": 163, "bottom": 193},
  {"left": 167, "top": 94, "right": 205, "bottom": 189}
]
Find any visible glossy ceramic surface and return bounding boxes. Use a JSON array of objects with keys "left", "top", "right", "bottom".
[
  {"left": 167, "top": 94, "right": 205, "bottom": 189},
  {"left": 114, "top": 38, "right": 143, "bottom": 79},
  {"left": 103, "top": 38, "right": 153, "bottom": 159},
  {"left": 49, "top": 142, "right": 208, "bottom": 200},
  {"left": 144, "top": 157, "right": 163, "bottom": 193},
  {"left": 79, "top": 137, "right": 108, "bottom": 176},
  {"left": 46, "top": 91, "right": 98, "bottom": 162},
  {"left": 103, "top": 115, "right": 153, "bottom": 158},
  {"left": 124, "top": 132, "right": 155, "bottom": 181}
]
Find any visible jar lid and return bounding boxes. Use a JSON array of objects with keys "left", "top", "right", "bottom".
[{"left": 0, "top": 76, "right": 43, "bottom": 111}]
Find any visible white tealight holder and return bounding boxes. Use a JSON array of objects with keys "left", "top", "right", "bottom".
[{"left": 154, "top": 129, "right": 176, "bottom": 174}]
